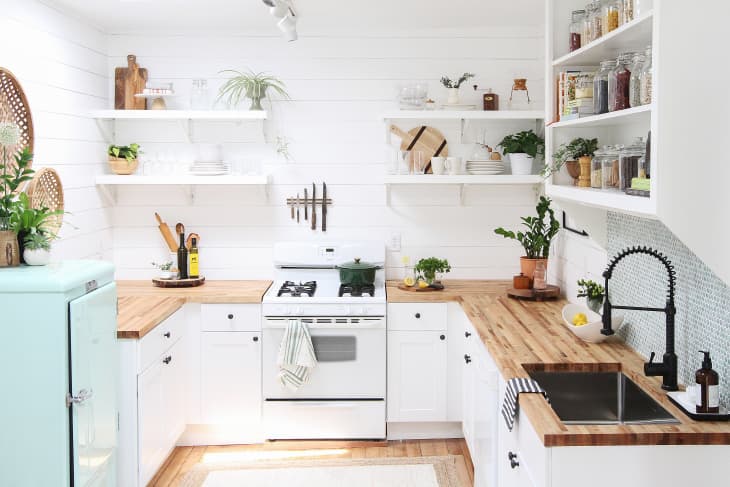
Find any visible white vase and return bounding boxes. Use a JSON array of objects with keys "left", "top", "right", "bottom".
[
  {"left": 447, "top": 88, "right": 460, "bottom": 104},
  {"left": 23, "top": 248, "right": 51, "bottom": 266},
  {"left": 510, "top": 153, "right": 534, "bottom": 175}
]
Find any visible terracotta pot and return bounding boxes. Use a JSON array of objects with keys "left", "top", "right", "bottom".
[
  {"left": 520, "top": 257, "right": 548, "bottom": 289},
  {"left": 108, "top": 156, "right": 139, "bottom": 175},
  {"left": 578, "top": 156, "right": 592, "bottom": 187},
  {"left": 565, "top": 160, "right": 580, "bottom": 184},
  {"left": 0, "top": 230, "right": 20, "bottom": 267}
]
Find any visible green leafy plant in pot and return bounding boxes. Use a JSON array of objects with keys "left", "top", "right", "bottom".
[
  {"left": 10, "top": 192, "right": 63, "bottom": 265},
  {"left": 494, "top": 196, "right": 560, "bottom": 288},
  {"left": 498, "top": 130, "right": 545, "bottom": 176},
  {"left": 23, "top": 228, "right": 53, "bottom": 266},
  {"left": 414, "top": 257, "right": 451, "bottom": 287},
  {"left": 577, "top": 279, "right": 605, "bottom": 314},
  {"left": 108, "top": 143, "right": 140, "bottom": 175},
  {"left": 218, "top": 69, "right": 290, "bottom": 111},
  {"left": 569, "top": 138, "right": 598, "bottom": 188},
  {"left": 0, "top": 123, "right": 34, "bottom": 267}
]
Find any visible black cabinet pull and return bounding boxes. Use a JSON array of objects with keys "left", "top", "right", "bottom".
[
  {"left": 253, "top": 336, "right": 259, "bottom": 342},
  {"left": 465, "top": 331, "right": 472, "bottom": 338},
  {"left": 439, "top": 334, "right": 446, "bottom": 341},
  {"left": 415, "top": 313, "right": 421, "bottom": 319},
  {"left": 508, "top": 451, "right": 519, "bottom": 469},
  {"left": 163, "top": 332, "right": 171, "bottom": 338},
  {"left": 464, "top": 354, "right": 472, "bottom": 364},
  {"left": 227, "top": 314, "right": 234, "bottom": 320},
  {"left": 163, "top": 356, "right": 172, "bottom": 365},
  {"left": 508, "top": 452, "right": 517, "bottom": 460}
]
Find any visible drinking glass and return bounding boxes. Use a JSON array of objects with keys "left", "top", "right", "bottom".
[
  {"left": 397, "top": 150, "right": 411, "bottom": 175},
  {"left": 412, "top": 151, "right": 426, "bottom": 175}
]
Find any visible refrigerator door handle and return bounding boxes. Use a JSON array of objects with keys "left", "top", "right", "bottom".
[{"left": 66, "top": 388, "right": 94, "bottom": 408}]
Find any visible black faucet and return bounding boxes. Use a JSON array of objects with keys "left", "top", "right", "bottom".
[{"left": 600, "top": 246, "right": 678, "bottom": 391}]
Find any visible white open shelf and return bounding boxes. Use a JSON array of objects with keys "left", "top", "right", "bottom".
[
  {"left": 382, "top": 110, "right": 545, "bottom": 120},
  {"left": 553, "top": 10, "right": 654, "bottom": 67},
  {"left": 384, "top": 174, "right": 542, "bottom": 205},
  {"left": 90, "top": 110, "right": 267, "bottom": 121},
  {"left": 545, "top": 184, "right": 656, "bottom": 218},
  {"left": 550, "top": 104, "right": 652, "bottom": 129}
]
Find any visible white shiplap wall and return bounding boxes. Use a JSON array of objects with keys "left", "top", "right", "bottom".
[
  {"left": 2, "top": 0, "right": 111, "bottom": 260},
  {"left": 106, "top": 27, "right": 546, "bottom": 280}
]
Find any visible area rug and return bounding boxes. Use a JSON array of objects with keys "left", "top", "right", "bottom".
[{"left": 180, "top": 455, "right": 462, "bottom": 487}]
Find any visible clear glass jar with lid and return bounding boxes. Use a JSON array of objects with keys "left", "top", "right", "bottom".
[
  {"left": 190, "top": 79, "right": 210, "bottom": 110},
  {"left": 629, "top": 52, "right": 645, "bottom": 107},
  {"left": 601, "top": 145, "right": 621, "bottom": 189},
  {"left": 639, "top": 45, "right": 653, "bottom": 105},
  {"left": 619, "top": 137, "right": 645, "bottom": 191},
  {"left": 602, "top": 0, "right": 622, "bottom": 34},
  {"left": 570, "top": 10, "right": 586, "bottom": 51},
  {"left": 593, "top": 59, "right": 616, "bottom": 114},
  {"left": 590, "top": 148, "right": 604, "bottom": 188},
  {"left": 609, "top": 51, "right": 634, "bottom": 111},
  {"left": 587, "top": 1, "right": 603, "bottom": 42}
]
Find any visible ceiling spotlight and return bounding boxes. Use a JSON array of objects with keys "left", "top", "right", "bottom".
[{"left": 262, "top": 0, "right": 298, "bottom": 41}]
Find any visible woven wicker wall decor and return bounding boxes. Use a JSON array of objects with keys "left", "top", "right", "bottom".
[
  {"left": 0, "top": 68, "right": 34, "bottom": 174},
  {"left": 25, "top": 168, "right": 64, "bottom": 236}
]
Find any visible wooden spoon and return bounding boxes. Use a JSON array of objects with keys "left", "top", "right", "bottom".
[{"left": 175, "top": 222, "right": 185, "bottom": 239}]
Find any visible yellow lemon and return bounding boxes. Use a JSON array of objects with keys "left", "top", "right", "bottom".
[
  {"left": 403, "top": 276, "right": 415, "bottom": 287},
  {"left": 418, "top": 280, "right": 429, "bottom": 289},
  {"left": 572, "top": 313, "right": 588, "bottom": 326}
]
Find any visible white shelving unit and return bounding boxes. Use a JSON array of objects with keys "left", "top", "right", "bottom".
[
  {"left": 545, "top": 1, "right": 657, "bottom": 217},
  {"left": 384, "top": 174, "right": 542, "bottom": 205},
  {"left": 382, "top": 110, "right": 545, "bottom": 121}
]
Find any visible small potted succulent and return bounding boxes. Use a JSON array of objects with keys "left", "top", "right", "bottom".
[
  {"left": 108, "top": 143, "right": 140, "bottom": 175},
  {"left": 218, "top": 69, "right": 290, "bottom": 111},
  {"left": 498, "top": 130, "right": 545, "bottom": 176},
  {"left": 23, "top": 229, "right": 53, "bottom": 266},
  {"left": 440, "top": 72, "right": 475, "bottom": 104},
  {"left": 414, "top": 257, "right": 451, "bottom": 289},
  {"left": 152, "top": 261, "right": 175, "bottom": 279},
  {"left": 10, "top": 192, "right": 63, "bottom": 264},
  {"left": 577, "top": 279, "right": 605, "bottom": 314}
]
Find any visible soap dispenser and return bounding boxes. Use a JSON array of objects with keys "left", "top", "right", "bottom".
[{"left": 696, "top": 351, "right": 719, "bottom": 413}]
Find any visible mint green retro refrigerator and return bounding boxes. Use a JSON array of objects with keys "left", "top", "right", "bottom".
[{"left": 0, "top": 261, "right": 118, "bottom": 487}]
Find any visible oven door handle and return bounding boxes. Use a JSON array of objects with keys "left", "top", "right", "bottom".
[
  {"left": 263, "top": 321, "right": 385, "bottom": 330},
  {"left": 279, "top": 401, "right": 374, "bottom": 408}
]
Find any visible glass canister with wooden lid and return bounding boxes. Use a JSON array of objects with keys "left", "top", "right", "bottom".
[{"left": 619, "top": 137, "right": 646, "bottom": 192}]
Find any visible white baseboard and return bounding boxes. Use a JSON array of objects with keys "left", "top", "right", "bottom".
[
  {"left": 177, "top": 424, "right": 264, "bottom": 446},
  {"left": 386, "top": 422, "right": 464, "bottom": 440}
]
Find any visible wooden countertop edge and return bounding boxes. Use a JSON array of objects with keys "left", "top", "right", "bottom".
[{"left": 116, "top": 296, "right": 185, "bottom": 339}]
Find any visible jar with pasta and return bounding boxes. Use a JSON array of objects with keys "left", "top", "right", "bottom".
[
  {"left": 639, "top": 45, "right": 653, "bottom": 105},
  {"left": 601, "top": 145, "right": 621, "bottom": 190},
  {"left": 629, "top": 52, "right": 645, "bottom": 108},
  {"left": 588, "top": 0, "right": 603, "bottom": 42},
  {"left": 591, "top": 149, "right": 604, "bottom": 189},
  {"left": 602, "top": 0, "right": 622, "bottom": 34}
]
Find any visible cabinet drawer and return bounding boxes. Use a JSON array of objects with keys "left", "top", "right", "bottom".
[
  {"left": 201, "top": 304, "right": 261, "bottom": 332},
  {"left": 387, "top": 303, "right": 447, "bottom": 331},
  {"left": 139, "top": 308, "right": 185, "bottom": 373}
]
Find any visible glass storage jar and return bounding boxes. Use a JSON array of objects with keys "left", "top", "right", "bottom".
[
  {"left": 601, "top": 145, "right": 621, "bottom": 189},
  {"left": 587, "top": 1, "right": 603, "bottom": 42},
  {"left": 629, "top": 52, "right": 645, "bottom": 107},
  {"left": 591, "top": 148, "right": 604, "bottom": 188},
  {"left": 570, "top": 10, "right": 586, "bottom": 51},
  {"left": 190, "top": 79, "right": 210, "bottom": 110},
  {"left": 639, "top": 45, "right": 653, "bottom": 105},
  {"left": 602, "top": 0, "right": 622, "bottom": 34},
  {"left": 593, "top": 59, "right": 616, "bottom": 114},
  {"left": 609, "top": 52, "right": 634, "bottom": 111},
  {"left": 619, "top": 137, "right": 645, "bottom": 191}
]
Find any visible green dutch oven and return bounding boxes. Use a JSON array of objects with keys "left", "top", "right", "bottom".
[{"left": 336, "top": 257, "right": 382, "bottom": 286}]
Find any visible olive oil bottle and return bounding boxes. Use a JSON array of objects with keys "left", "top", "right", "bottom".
[{"left": 189, "top": 237, "right": 199, "bottom": 279}]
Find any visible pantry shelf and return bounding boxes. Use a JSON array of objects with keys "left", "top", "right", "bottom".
[
  {"left": 545, "top": 183, "right": 656, "bottom": 218},
  {"left": 89, "top": 110, "right": 268, "bottom": 121},
  {"left": 552, "top": 10, "right": 654, "bottom": 67},
  {"left": 382, "top": 110, "right": 545, "bottom": 121},
  {"left": 550, "top": 104, "right": 652, "bottom": 129}
]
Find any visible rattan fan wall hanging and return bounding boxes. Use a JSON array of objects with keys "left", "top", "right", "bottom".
[
  {"left": 0, "top": 68, "right": 34, "bottom": 174},
  {"left": 25, "top": 168, "right": 64, "bottom": 236}
]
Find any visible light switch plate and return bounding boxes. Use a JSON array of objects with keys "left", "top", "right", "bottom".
[{"left": 389, "top": 233, "right": 402, "bottom": 252}]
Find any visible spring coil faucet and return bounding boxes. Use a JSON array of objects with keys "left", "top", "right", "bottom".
[{"left": 601, "top": 246, "right": 678, "bottom": 391}]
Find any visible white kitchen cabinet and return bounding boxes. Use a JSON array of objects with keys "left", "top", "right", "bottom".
[
  {"left": 137, "top": 356, "right": 165, "bottom": 487},
  {"left": 461, "top": 319, "right": 477, "bottom": 453},
  {"left": 201, "top": 331, "right": 262, "bottom": 425},
  {"left": 472, "top": 342, "right": 500, "bottom": 487}
]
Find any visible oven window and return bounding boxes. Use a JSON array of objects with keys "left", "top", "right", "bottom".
[{"left": 311, "top": 336, "right": 356, "bottom": 362}]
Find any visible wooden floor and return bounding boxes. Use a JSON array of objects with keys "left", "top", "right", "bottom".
[{"left": 149, "top": 439, "right": 474, "bottom": 487}]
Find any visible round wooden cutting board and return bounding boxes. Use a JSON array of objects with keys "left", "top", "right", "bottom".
[
  {"left": 152, "top": 276, "right": 205, "bottom": 288},
  {"left": 390, "top": 125, "right": 448, "bottom": 174}
]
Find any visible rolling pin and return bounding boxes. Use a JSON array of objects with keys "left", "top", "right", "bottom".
[{"left": 155, "top": 212, "right": 178, "bottom": 252}]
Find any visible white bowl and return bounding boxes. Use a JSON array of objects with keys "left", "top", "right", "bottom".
[{"left": 561, "top": 303, "right": 625, "bottom": 343}]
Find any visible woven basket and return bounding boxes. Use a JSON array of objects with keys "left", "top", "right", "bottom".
[
  {"left": 108, "top": 156, "right": 139, "bottom": 175},
  {"left": 25, "top": 168, "right": 64, "bottom": 236},
  {"left": 0, "top": 68, "right": 34, "bottom": 179}
]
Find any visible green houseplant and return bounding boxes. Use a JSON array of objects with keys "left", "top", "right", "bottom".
[
  {"left": 414, "top": 257, "right": 451, "bottom": 286},
  {"left": 498, "top": 130, "right": 545, "bottom": 176},
  {"left": 23, "top": 229, "right": 53, "bottom": 266},
  {"left": 0, "top": 123, "right": 34, "bottom": 267},
  {"left": 218, "top": 69, "right": 290, "bottom": 111},
  {"left": 108, "top": 143, "right": 141, "bottom": 175},
  {"left": 570, "top": 138, "right": 598, "bottom": 187},
  {"left": 494, "top": 196, "right": 560, "bottom": 286},
  {"left": 577, "top": 279, "right": 605, "bottom": 313},
  {"left": 10, "top": 192, "right": 63, "bottom": 264}
]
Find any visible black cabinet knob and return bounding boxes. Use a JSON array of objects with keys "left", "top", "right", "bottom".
[
  {"left": 163, "top": 332, "right": 171, "bottom": 338},
  {"left": 227, "top": 314, "right": 234, "bottom": 320},
  {"left": 465, "top": 331, "right": 472, "bottom": 338},
  {"left": 253, "top": 336, "right": 259, "bottom": 342},
  {"left": 464, "top": 354, "right": 472, "bottom": 364},
  {"left": 415, "top": 313, "right": 421, "bottom": 319},
  {"left": 163, "top": 356, "right": 172, "bottom": 365},
  {"left": 508, "top": 452, "right": 517, "bottom": 460},
  {"left": 508, "top": 451, "right": 519, "bottom": 469},
  {"left": 439, "top": 334, "right": 446, "bottom": 341}
]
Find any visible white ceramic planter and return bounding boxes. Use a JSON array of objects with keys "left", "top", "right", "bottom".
[
  {"left": 24, "top": 248, "right": 51, "bottom": 266},
  {"left": 509, "top": 153, "right": 534, "bottom": 175},
  {"left": 447, "top": 88, "right": 460, "bottom": 104}
]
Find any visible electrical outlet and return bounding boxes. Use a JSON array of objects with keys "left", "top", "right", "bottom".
[{"left": 389, "top": 233, "right": 402, "bottom": 252}]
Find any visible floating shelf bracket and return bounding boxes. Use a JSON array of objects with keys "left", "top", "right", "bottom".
[
  {"left": 94, "top": 119, "right": 115, "bottom": 144},
  {"left": 97, "top": 183, "right": 117, "bottom": 205}
]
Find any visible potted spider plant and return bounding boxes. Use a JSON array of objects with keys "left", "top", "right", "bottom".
[
  {"left": 498, "top": 130, "right": 545, "bottom": 176},
  {"left": 218, "top": 69, "right": 290, "bottom": 111},
  {"left": 494, "top": 196, "right": 560, "bottom": 287}
]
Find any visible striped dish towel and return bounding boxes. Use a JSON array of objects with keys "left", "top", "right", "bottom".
[
  {"left": 277, "top": 319, "right": 318, "bottom": 391},
  {"left": 501, "top": 377, "right": 549, "bottom": 431}
]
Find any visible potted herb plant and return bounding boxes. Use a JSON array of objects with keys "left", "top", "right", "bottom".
[
  {"left": 23, "top": 229, "right": 53, "bottom": 266},
  {"left": 152, "top": 261, "right": 175, "bottom": 279},
  {"left": 440, "top": 72, "right": 475, "bottom": 104},
  {"left": 108, "top": 143, "right": 140, "bottom": 175},
  {"left": 570, "top": 138, "right": 598, "bottom": 188},
  {"left": 414, "top": 257, "right": 451, "bottom": 288},
  {"left": 494, "top": 196, "right": 560, "bottom": 286},
  {"left": 577, "top": 279, "right": 605, "bottom": 313},
  {"left": 0, "top": 123, "right": 34, "bottom": 267},
  {"left": 498, "top": 130, "right": 545, "bottom": 176},
  {"left": 218, "top": 69, "right": 290, "bottom": 111}
]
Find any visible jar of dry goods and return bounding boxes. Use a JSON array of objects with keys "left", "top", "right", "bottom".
[
  {"left": 629, "top": 52, "right": 645, "bottom": 108},
  {"left": 602, "top": 0, "right": 622, "bottom": 34},
  {"left": 591, "top": 148, "right": 604, "bottom": 189},
  {"left": 639, "top": 45, "right": 653, "bottom": 105},
  {"left": 609, "top": 52, "right": 634, "bottom": 111},
  {"left": 619, "top": 137, "right": 645, "bottom": 191},
  {"left": 600, "top": 145, "right": 621, "bottom": 189},
  {"left": 570, "top": 10, "right": 586, "bottom": 52},
  {"left": 587, "top": 1, "right": 603, "bottom": 42},
  {"left": 622, "top": 0, "right": 635, "bottom": 23},
  {"left": 593, "top": 59, "right": 616, "bottom": 114}
]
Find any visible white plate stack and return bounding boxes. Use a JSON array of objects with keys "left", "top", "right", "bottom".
[
  {"left": 189, "top": 161, "right": 230, "bottom": 176},
  {"left": 466, "top": 160, "right": 504, "bottom": 175}
]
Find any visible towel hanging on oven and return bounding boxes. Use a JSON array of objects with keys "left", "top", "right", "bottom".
[{"left": 277, "top": 319, "right": 318, "bottom": 391}]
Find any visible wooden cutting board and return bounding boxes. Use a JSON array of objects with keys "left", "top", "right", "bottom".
[
  {"left": 390, "top": 125, "right": 448, "bottom": 174},
  {"left": 115, "top": 54, "right": 148, "bottom": 110},
  {"left": 152, "top": 277, "right": 206, "bottom": 288}
]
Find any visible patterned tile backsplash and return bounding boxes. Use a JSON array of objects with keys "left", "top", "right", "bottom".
[{"left": 607, "top": 212, "right": 730, "bottom": 408}]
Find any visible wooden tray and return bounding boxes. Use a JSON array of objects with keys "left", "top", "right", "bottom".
[
  {"left": 397, "top": 283, "right": 444, "bottom": 292},
  {"left": 152, "top": 276, "right": 205, "bottom": 288},
  {"left": 667, "top": 391, "right": 730, "bottom": 422},
  {"left": 507, "top": 285, "right": 560, "bottom": 301}
]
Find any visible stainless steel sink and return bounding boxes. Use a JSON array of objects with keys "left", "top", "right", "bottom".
[{"left": 527, "top": 371, "right": 679, "bottom": 425}]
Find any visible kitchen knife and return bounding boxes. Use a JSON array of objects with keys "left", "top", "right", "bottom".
[
  {"left": 296, "top": 192, "right": 300, "bottom": 223},
  {"left": 311, "top": 183, "right": 316, "bottom": 230},
  {"left": 155, "top": 212, "right": 179, "bottom": 252},
  {"left": 290, "top": 200, "right": 294, "bottom": 219},
  {"left": 322, "top": 182, "right": 327, "bottom": 232},
  {"left": 304, "top": 188, "right": 308, "bottom": 220}
]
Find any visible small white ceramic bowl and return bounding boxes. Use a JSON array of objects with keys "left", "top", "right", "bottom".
[{"left": 561, "top": 303, "right": 624, "bottom": 343}]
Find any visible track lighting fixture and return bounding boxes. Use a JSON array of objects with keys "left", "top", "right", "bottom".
[{"left": 262, "top": 0, "right": 298, "bottom": 42}]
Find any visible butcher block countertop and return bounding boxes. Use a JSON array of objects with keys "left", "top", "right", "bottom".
[
  {"left": 387, "top": 280, "right": 730, "bottom": 447},
  {"left": 116, "top": 280, "right": 272, "bottom": 339}
]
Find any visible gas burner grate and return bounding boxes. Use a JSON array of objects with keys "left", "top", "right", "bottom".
[
  {"left": 338, "top": 283, "right": 375, "bottom": 297},
  {"left": 277, "top": 280, "right": 317, "bottom": 297}
]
